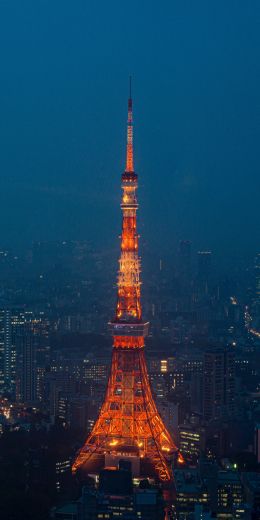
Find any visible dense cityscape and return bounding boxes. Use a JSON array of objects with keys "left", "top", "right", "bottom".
[
  {"left": 1, "top": 1, "right": 260, "bottom": 519},
  {"left": 0, "top": 237, "right": 260, "bottom": 518}
]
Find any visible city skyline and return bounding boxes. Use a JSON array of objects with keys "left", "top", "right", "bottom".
[{"left": 0, "top": 2, "right": 260, "bottom": 519}]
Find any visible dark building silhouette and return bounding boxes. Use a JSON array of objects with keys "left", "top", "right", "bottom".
[
  {"left": 203, "top": 347, "right": 235, "bottom": 421},
  {"left": 74, "top": 466, "right": 165, "bottom": 520},
  {"left": 178, "top": 240, "right": 192, "bottom": 288},
  {"left": 16, "top": 324, "right": 36, "bottom": 403},
  {"left": 197, "top": 251, "right": 212, "bottom": 296},
  {"left": 254, "top": 253, "right": 260, "bottom": 306}
]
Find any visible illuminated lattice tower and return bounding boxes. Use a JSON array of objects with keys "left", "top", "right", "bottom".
[{"left": 72, "top": 83, "right": 181, "bottom": 482}]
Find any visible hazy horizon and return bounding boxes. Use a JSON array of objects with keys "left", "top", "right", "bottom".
[{"left": 0, "top": 1, "right": 259, "bottom": 266}]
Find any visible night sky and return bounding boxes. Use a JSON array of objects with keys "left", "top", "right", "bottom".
[{"left": 0, "top": 1, "right": 259, "bottom": 264}]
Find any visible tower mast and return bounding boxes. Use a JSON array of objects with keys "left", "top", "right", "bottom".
[{"left": 126, "top": 76, "right": 134, "bottom": 173}]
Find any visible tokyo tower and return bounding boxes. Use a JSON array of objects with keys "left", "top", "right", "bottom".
[{"left": 72, "top": 81, "right": 180, "bottom": 482}]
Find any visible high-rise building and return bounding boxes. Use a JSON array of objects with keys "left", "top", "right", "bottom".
[
  {"left": 203, "top": 347, "right": 235, "bottom": 421},
  {"left": 178, "top": 240, "right": 192, "bottom": 290},
  {"left": 197, "top": 251, "right": 212, "bottom": 296},
  {"left": 4, "top": 310, "right": 13, "bottom": 390},
  {"left": 254, "top": 253, "right": 260, "bottom": 306},
  {"left": 251, "top": 253, "right": 260, "bottom": 331},
  {"left": 198, "top": 251, "right": 212, "bottom": 278},
  {"left": 15, "top": 323, "right": 36, "bottom": 403},
  {"left": 0, "top": 309, "right": 18, "bottom": 394},
  {"left": 72, "top": 85, "right": 181, "bottom": 482},
  {"left": 179, "top": 421, "right": 206, "bottom": 462},
  {"left": 174, "top": 467, "right": 209, "bottom": 517},
  {"left": 254, "top": 424, "right": 260, "bottom": 464},
  {"left": 45, "top": 370, "right": 77, "bottom": 419},
  {"left": 0, "top": 310, "right": 5, "bottom": 388},
  {"left": 55, "top": 458, "right": 71, "bottom": 494},
  {"left": 217, "top": 470, "right": 243, "bottom": 516},
  {"left": 15, "top": 311, "right": 50, "bottom": 403}
]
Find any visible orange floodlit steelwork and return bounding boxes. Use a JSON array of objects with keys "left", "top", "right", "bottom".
[{"left": 72, "top": 82, "right": 179, "bottom": 482}]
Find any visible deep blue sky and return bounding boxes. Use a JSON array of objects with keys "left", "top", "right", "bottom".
[{"left": 0, "top": 1, "right": 259, "bottom": 264}]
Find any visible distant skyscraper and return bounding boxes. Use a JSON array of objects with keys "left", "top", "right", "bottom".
[
  {"left": 178, "top": 241, "right": 191, "bottom": 279},
  {"left": 254, "top": 424, "right": 260, "bottom": 464},
  {"left": 203, "top": 347, "right": 235, "bottom": 421},
  {"left": 16, "top": 323, "right": 36, "bottom": 403},
  {"left": 197, "top": 251, "right": 212, "bottom": 296},
  {"left": 0, "top": 309, "right": 16, "bottom": 394},
  {"left": 177, "top": 241, "right": 192, "bottom": 301},
  {"left": 253, "top": 253, "right": 260, "bottom": 320},
  {"left": 0, "top": 310, "right": 5, "bottom": 388},
  {"left": 255, "top": 253, "right": 260, "bottom": 294},
  {"left": 4, "top": 310, "right": 12, "bottom": 390},
  {"left": 4, "top": 310, "right": 33, "bottom": 397}
]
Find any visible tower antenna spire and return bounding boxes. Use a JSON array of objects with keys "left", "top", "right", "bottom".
[{"left": 126, "top": 76, "right": 134, "bottom": 172}]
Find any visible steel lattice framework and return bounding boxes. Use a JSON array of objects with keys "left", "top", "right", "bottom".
[{"left": 72, "top": 83, "right": 181, "bottom": 482}]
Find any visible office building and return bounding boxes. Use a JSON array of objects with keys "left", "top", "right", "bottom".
[
  {"left": 177, "top": 240, "right": 192, "bottom": 294},
  {"left": 217, "top": 470, "right": 243, "bottom": 517},
  {"left": 15, "top": 323, "right": 36, "bottom": 403},
  {"left": 174, "top": 467, "right": 209, "bottom": 518},
  {"left": 179, "top": 422, "right": 206, "bottom": 462},
  {"left": 203, "top": 347, "right": 235, "bottom": 421},
  {"left": 197, "top": 251, "right": 212, "bottom": 296}
]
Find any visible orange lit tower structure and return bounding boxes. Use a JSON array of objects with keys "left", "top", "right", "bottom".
[{"left": 72, "top": 84, "right": 180, "bottom": 482}]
